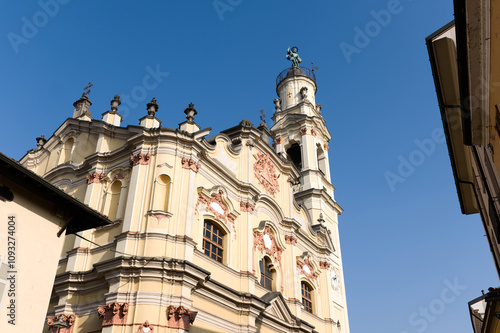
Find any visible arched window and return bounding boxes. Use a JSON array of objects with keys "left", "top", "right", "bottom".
[
  {"left": 152, "top": 174, "right": 171, "bottom": 212},
  {"left": 286, "top": 142, "right": 302, "bottom": 170},
  {"left": 301, "top": 281, "right": 313, "bottom": 313},
  {"left": 60, "top": 138, "right": 74, "bottom": 164},
  {"left": 259, "top": 256, "right": 274, "bottom": 290},
  {"left": 317, "top": 145, "right": 327, "bottom": 175},
  {"left": 203, "top": 220, "right": 224, "bottom": 263},
  {"left": 102, "top": 181, "right": 122, "bottom": 221}
]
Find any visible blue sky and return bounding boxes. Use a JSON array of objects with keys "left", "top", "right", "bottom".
[{"left": 1, "top": 1, "right": 497, "bottom": 332}]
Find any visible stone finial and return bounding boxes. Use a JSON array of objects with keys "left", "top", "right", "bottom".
[
  {"left": 73, "top": 94, "right": 92, "bottom": 118},
  {"left": 317, "top": 213, "right": 325, "bottom": 225},
  {"left": 184, "top": 103, "right": 197, "bottom": 122},
  {"left": 273, "top": 98, "right": 281, "bottom": 112},
  {"left": 111, "top": 94, "right": 121, "bottom": 112},
  {"left": 316, "top": 104, "right": 322, "bottom": 114},
  {"left": 147, "top": 98, "right": 159, "bottom": 116},
  {"left": 239, "top": 119, "right": 254, "bottom": 128},
  {"left": 36, "top": 134, "right": 47, "bottom": 149}
]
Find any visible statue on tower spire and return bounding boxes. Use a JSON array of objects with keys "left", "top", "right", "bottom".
[{"left": 286, "top": 46, "right": 302, "bottom": 67}]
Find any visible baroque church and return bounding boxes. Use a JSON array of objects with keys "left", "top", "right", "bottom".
[{"left": 20, "top": 49, "right": 350, "bottom": 333}]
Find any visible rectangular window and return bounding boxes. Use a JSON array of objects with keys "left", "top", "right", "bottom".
[
  {"left": 301, "top": 282, "right": 313, "bottom": 313},
  {"left": 260, "top": 258, "right": 273, "bottom": 290},
  {"left": 203, "top": 221, "right": 224, "bottom": 263}
]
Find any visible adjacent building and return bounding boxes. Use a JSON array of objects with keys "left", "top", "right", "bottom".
[
  {"left": 0, "top": 152, "right": 111, "bottom": 333},
  {"left": 426, "top": 0, "right": 500, "bottom": 331},
  {"left": 20, "top": 56, "right": 349, "bottom": 332}
]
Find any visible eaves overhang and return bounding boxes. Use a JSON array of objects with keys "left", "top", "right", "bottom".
[
  {"left": 0, "top": 152, "right": 112, "bottom": 234},
  {"left": 426, "top": 22, "right": 479, "bottom": 214},
  {"left": 469, "top": 287, "right": 500, "bottom": 333}
]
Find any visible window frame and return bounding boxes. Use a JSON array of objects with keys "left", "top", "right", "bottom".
[
  {"left": 259, "top": 256, "right": 274, "bottom": 291},
  {"left": 301, "top": 281, "right": 314, "bottom": 314},
  {"left": 202, "top": 220, "right": 224, "bottom": 263}
]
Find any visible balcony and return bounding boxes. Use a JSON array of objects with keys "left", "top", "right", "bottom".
[{"left": 276, "top": 66, "right": 316, "bottom": 87}]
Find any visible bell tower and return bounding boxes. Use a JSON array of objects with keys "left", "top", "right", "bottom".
[{"left": 271, "top": 47, "right": 333, "bottom": 198}]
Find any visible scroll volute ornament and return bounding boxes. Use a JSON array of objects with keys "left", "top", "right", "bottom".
[
  {"left": 97, "top": 302, "right": 129, "bottom": 326},
  {"left": 167, "top": 306, "right": 198, "bottom": 331}
]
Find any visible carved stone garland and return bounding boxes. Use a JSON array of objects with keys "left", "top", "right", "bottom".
[
  {"left": 253, "top": 226, "right": 285, "bottom": 292},
  {"left": 196, "top": 190, "right": 236, "bottom": 237},
  {"left": 253, "top": 152, "right": 280, "bottom": 197},
  {"left": 97, "top": 302, "right": 129, "bottom": 326},
  {"left": 47, "top": 314, "right": 75, "bottom": 333},
  {"left": 166, "top": 306, "right": 198, "bottom": 331}
]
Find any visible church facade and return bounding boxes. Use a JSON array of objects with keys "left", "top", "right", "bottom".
[{"left": 20, "top": 54, "right": 350, "bottom": 333}]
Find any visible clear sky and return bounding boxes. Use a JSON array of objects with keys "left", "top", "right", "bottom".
[{"left": 1, "top": 1, "right": 496, "bottom": 332}]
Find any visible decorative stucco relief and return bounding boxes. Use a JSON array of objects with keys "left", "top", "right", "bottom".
[
  {"left": 166, "top": 306, "right": 198, "bottom": 331},
  {"left": 253, "top": 152, "right": 280, "bottom": 197},
  {"left": 149, "top": 213, "right": 169, "bottom": 223},
  {"left": 324, "top": 143, "right": 329, "bottom": 151},
  {"left": 97, "top": 302, "right": 129, "bottom": 326},
  {"left": 240, "top": 201, "right": 255, "bottom": 213},
  {"left": 113, "top": 173, "right": 125, "bottom": 181},
  {"left": 47, "top": 314, "right": 75, "bottom": 333},
  {"left": 285, "top": 235, "right": 297, "bottom": 245},
  {"left": 130, "top": 153, "right": 151, "bottom": 166},
  {"left": 196, "top": 190, "right": 236, "bottom": 236},
  {"left": 136, "top": 320, "right": 154, "bottom": 332},
  {"left": 297, "top": 255, "right": 320, "bottom": 292},
  {"left": 86, "top": 172, "right": 104, "bottom": 184},
  {"left": 181, "top": 158, "right": 199, "bottom": 172},
  {"left": 319, "top": 261, "right": 331, "bottom": 269},
  {"left": 253, "top": 225, "right": 285, "bottom": 292},
  {"left": 311, "top": 129, "right": 317, "bottom": 137},
  {"left": 299, "top": 127, "right": 308, "bottom": 136}
]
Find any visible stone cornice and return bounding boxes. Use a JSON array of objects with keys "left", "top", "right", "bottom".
[{"left": 294, "top": 188, "right": 343, "bottom": 215}]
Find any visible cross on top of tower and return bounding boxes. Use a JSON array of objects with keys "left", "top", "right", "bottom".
[
  {"left": 83, "top": 82, "right": 93, "bottom": 97},
  {"left": 259, "top": 109, "right": 266, "bottom": 124}
]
